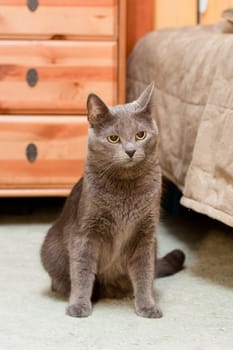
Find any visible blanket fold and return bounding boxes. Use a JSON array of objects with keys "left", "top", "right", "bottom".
[{"left": 127, "top": 20, "right": 233, "bottom": 227}]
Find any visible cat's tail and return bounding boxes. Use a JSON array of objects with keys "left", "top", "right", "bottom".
[{"left": 156, "top": 249, "right": 185, "bottom": 278}]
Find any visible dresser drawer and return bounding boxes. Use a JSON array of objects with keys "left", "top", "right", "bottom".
[
  {"left": 0, "top": 0, "right": 117, "bottom": 39},
  {"left": 0, "top": 41, "right": 117, "bottom": 114},
  {"left": 0, "top": 116, "right": 88, "bottom": 190}
]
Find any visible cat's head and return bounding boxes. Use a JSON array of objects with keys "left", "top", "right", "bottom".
[{"left": 86, "top": 83, "right": 158, "bottom": 177}]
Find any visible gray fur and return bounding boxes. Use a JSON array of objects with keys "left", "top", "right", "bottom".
[{"left": 41, "top": 84, "right": 184, "bottom": 318}]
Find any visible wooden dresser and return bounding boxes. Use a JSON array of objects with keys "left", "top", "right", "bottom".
[{"left": 0, "top": 0, "right": 126, "bottom": 197}]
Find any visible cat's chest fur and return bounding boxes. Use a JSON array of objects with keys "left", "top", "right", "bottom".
[
  {"left": 93, "top": 179, "right": 156, "bottom": 232},
  {"left": 85, "top": 179, "right": 159, "bottom": 278}
]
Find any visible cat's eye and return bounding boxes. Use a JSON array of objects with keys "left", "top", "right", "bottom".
[
  {"left": 107, "top": 135, "right": 120, "bottom": 144},
  {"left": 135, "top": 131, "right": 147, "bottom": 140}
]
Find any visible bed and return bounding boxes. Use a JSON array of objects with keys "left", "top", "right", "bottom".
[{"left": 127, "top": 15, "right": 233, "bottom": 227}]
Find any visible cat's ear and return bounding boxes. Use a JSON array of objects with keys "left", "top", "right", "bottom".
[
  {"left": 135, "top": 82, "right": 154, "bottom": 113},
  {"left": 87, "top": 94, "right": 109, "bottom": 127}
]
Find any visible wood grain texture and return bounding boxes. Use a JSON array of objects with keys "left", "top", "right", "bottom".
[
  {"left": 0, "top": 188, "right": 71, "bottom": 197},
  {"left": 200, "top": 0, "right": 233, "bottom": 24},
  {"left": 118, "top": 0, "right": 126, "bottom": 103},
  {"left": 0, "top": 0, "right": 117, "bottom": 39},
  {"left": 0, "top": 1, "right": 115, "bottom": 4},
  {"left": 0, "top": 41, "right": 117, "bottom": 114},
  {"left": 0, "top": 0, "right": 125, "bottom": 197},
  {"left": 154, "top": 0, "right": 197, "bottom": 29},
  {"left": 0, "top": 116, "right": 88, "bottom": 189},
  {"left": 127, "top": 0, "right": 154, "bottom": 55}
]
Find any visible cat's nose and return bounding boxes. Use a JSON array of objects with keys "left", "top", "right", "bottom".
[{"left": 125, "top": 149, "right": 136, "bottom": 158}]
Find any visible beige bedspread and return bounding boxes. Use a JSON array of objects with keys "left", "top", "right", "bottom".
[{"left": 127, "top": 20, "right": 233, "bottom": 227}]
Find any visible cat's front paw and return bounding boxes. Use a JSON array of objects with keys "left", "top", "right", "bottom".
[
  {"left": 66, "top": 301, "right": 92, "bottom": 318},
  {"left": 136, "top": 304, "right": 163, "bottom": 319}
]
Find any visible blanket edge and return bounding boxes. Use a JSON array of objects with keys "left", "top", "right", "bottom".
[{"left": 181, "top": 196, "right": 233, "bottom": 228}]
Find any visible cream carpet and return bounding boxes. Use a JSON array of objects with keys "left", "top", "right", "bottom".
[{"left": 0, "top": 200, "right": 232, "bottom": 350}]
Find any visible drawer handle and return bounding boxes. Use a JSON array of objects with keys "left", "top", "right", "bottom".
[
  {"left": 26, "top": 68, "right": 38, "bottom": 87},
  {"left": 27, "top": 0, "right": 39, "bottom": 12},
  {"left": 26, "top": 143, "right": 38, "bottom": 162}
]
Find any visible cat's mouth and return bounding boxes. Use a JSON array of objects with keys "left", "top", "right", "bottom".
[
  {"left": 113, "top": 155, "right": 145, "bottom": 168},
  {"left": 124, "top": 160, "right": 135, "bottom": 168},
  {"left": 120, "top": 156, "right": 145, "bottom": 168}
]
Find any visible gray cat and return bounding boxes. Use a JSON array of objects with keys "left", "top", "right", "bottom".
[{"left": 41, "top": 83, "right": 185, "bottom": 318}]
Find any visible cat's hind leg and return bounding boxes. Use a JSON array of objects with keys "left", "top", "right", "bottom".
[
  {"left": 51, "top": 277, "right": 70, "bottom": 296},
  {"left": 41, "top": 225, "right": 70, "bottom": 296}
]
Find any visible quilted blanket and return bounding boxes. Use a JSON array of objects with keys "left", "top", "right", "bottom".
[{"left": 127, "top": 19, "right": 233, "bottom": 227}]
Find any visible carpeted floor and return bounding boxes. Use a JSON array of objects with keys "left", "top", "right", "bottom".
[{"left": 0, "top": 199, "right": 232, "bottom": 350}]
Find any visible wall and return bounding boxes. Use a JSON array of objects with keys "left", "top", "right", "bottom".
[{"left": 127, "top": 0, "right": 233, "bottom": 55}]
